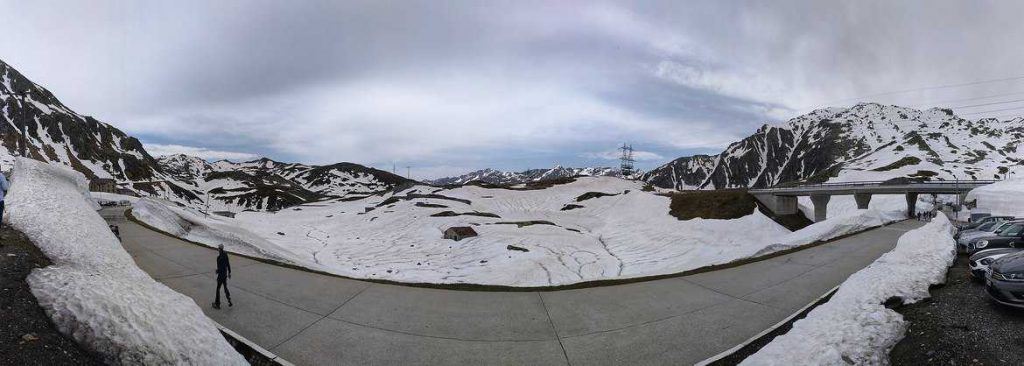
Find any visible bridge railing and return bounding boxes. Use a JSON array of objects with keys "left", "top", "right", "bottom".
[{"left": 750, "top": 179, "right": 1000, "bottom": 193}]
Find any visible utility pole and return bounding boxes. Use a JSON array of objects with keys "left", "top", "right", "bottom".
[
  {"left": 619, "top": 143, "right": 635, "bottom": 179},
  {"left": 19, "top": 122, "right": 26, "bottom": 157},
  {"left": 406, "top": 166, "right": 411, "bottom": 179}
]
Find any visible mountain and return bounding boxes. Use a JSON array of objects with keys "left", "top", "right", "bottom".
[
  {"left": 430, "top": 166, "right": 620, "bottom": 186},
  {"left": 0, "top": 58, "right": 412, "bottom": 212},
  {"left": 643, "top": 103, "right": 1024, "bottom": 190},
  {"left": 0, "top": 59, "right": 164, "bottom": 181},
  {"left": 157, "top": 155, "right": 413, "bottom": 212}
]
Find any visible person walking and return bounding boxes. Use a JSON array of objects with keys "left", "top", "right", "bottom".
[
  {"left": 213, "top": 244, "right": 233, "bottom": 309},
  {"left": 0, "top": 170, "right": 9, "bottom": 228}
]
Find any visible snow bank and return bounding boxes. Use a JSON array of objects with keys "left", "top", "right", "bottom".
[
  {"left": 741, "top": 215, "right": 956, "bottom": 365},
  {"left": 4, "top": 158, "right": 246, "bottom": 365},
  {"left": 133, "top": 198, "right": 314, "bottom": 268},
  {"left": 966, "top": 178, "right": 1024, "bottom": 217},
  {"left": 755, "top": 209, "right": 906, "bottom": 255}
]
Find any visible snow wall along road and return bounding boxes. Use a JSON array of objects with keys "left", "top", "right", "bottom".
[{"left": 4, "top": 158, "right": 247, "bottom": 365}]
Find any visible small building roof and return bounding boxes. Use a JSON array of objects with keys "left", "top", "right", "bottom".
[{"left": 445, "top": 226, "right": 478, "bottom": 236}]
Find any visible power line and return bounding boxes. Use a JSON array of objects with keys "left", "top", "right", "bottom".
[
  {"left": 951, "top": 98, "right": 1024, "bottom": 109},
  {"left": 822, "top": 75, "right": 1024, "bottom": 105},
  {"left": 910, "top": 90, "right": 1024, "bottom": 108},
  {"left": 788, "top": 75, "right": 1024, "bottom": 119},
  {"left": 959, "top": 105, "right": 1024, "bottom": 116}
]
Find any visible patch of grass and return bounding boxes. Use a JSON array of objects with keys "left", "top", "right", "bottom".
[
  {"left": 667, "top": 189, "right": 756, "bottom": 220},
  {"left": 561, "top": 204, "right": 585, "bottom": 211},
  {"left": 667, "top": 189, "right": 812, "bottom": 230},
  {"left": 575, "top": 191, "right": 618, "bottom": 202},
  {"left": 871, "top": 156, "right": 922, "bottom": 172},
  {"left": 910, "top": 170, "right": 938, "bottom": 178},
  {"left": 430, "top": 211, "right": 501, "bottom": 218},
  {"left": 494, "top": 220, "right": 557, "bottom": 228},
  {"left": 414, "top": 202, "right": 448, "bottom": 208}
]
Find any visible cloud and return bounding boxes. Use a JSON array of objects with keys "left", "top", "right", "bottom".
[
  {"left": 144, "top": 143, "right": 259, "bottom": 161},
  {"left": 5, "top": 0, "right": 1024, "bottom": 174}
]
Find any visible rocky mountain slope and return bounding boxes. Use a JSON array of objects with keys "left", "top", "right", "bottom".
[
  {"left": 0, "top": 58, "right": 411, "bottom": 212},
  {"left": 643, "top": 103, "right": 1024, "bottom": 190},
  {"left": 158, "top": 155, "right": 411, "bottom": 211},
  {"left": 0, "top": 59, "right": 163, "bottom": 182},
  {"left": 430, "top": 166, "right": 619, "bottom": 186}
]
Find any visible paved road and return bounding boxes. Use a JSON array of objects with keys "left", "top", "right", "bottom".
[{"left": 100, "top": 208, "right": 924, "bottom": 365}]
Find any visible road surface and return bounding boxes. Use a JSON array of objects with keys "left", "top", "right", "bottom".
[{"left": 100, "top": 208, "right": 924, "bottom": 365}]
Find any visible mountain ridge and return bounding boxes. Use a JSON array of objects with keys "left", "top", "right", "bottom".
[
  {"left": 0, "top": 59, "right": 413, "bottom": 212},
  {"left": 642, "top": 103, "right": 1024, "bottom": 190}
]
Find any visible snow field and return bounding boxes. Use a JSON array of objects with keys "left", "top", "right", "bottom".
[
  {"left": 5, "top": 158, "right": 246, "bottom": 365},
  {"left": 136, "top": 176, "right": 914, "bottom": 287},
  {"left": 740, "top": 215, "right": 956, "bottom": 365}
]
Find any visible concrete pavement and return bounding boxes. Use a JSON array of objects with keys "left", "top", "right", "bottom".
[{"left": 100, "top": 208, "right": 924, "bottom": 365}]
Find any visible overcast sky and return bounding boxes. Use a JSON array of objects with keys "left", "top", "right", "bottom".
[{"left": 5, "top": 1, "right": 1024, "bottom": 178}]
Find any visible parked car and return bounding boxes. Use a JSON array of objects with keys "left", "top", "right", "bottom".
[
  {"left": 970, "top": 222, "right": 1024, "bottom": 254},
  {"left": 985, "top": 252, "right": 1024, "bottom": 308},
  {"left": 958, "top": 220, "right": 1013, "bottom": 253},
  {"left": 960, "top": 215, "right": 1016, "bottom": 233},
  {"left": 969, "top": 248, "right": 1022, "bottom": 280}
]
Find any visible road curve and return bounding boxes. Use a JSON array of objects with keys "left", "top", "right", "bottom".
[{"left": 100, "top": 208, "right": 924, "bottom": 365}]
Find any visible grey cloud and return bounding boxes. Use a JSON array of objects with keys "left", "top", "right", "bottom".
[{"left": 3, "top": 0, "right": 1024, "bottom": 174}]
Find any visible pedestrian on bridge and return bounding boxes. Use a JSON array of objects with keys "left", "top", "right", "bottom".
[{"left": 213, "top": 244, "right": 233, "bottom": 309}]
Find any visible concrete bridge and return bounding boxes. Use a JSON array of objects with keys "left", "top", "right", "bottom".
[{"left": 750, "top": 180, "right": 996, "bottom": 222}]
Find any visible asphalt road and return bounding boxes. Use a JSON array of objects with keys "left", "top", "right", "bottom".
[{"left": 100, "top": 208, "right": 923, "bottom": 366}]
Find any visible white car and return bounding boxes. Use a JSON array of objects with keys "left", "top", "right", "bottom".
[{"left": 969, "top": 248, "right": 1022, "bottom": 280}]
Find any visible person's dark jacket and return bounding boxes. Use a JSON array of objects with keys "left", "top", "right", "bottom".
[{"left": 216, "top": 251, "right": 231, "bottom": 280}]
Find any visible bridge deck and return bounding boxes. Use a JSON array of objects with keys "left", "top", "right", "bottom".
[{"left": 749, "top": 180, "right": 995, "bottom": 196}]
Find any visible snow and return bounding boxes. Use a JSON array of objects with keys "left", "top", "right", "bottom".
[
  {"left": 966, "top": 178, "right": 1024, "bottom": 217},
  {"left": 134, "top": 176, "right": 914, "bottom": 287},
  {"left": 91, "top": 191, "right": 139, "bottom": 205},
  {"left": 133, "top": 198, "right": 314, "bottom": 267},
  {"left": 4, "top": 158, "right": 246, "bottom": 365},
  {"left": 797, "top": 194, "right": 934, "bottom": 221},
  {"left": 756, "top": 209, "right": 906, "bottom": 256},
  {"left": 741, "top": 215, "right": 956, "bottom": 365}
]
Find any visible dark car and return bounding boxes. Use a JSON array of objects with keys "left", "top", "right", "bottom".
[
  {"left": 969, "top": 248, "right": 1022, "bottom": 280},
  {"left": 957, "top": 216, "right": 1015, "bottom": 239},
  {"left": 985, "top": 251, "right": 1024, "bottom": 308},
  {"left": 959, "top": 220, "right": 1015, "bottom": 253},
  {"left": 969, "top": 222, "right": 1024, "bottom": 254}
]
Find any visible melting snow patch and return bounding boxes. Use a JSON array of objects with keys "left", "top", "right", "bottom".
[{"left": 5, "top": 158, "right": 246, "bottom": 365}]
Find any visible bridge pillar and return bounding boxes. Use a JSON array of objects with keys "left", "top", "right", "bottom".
[
  {"left": 752, "top": 194, "right": 798, "bottom": 215},
  {"left": 906, "top": 192, "right": 919, "bottom": 218},
  {"left": 854, "top": 193, "right": 872, "bottom": 209},
  {"left": 810, "top": 194, "right": 831, "bottom": 222}
]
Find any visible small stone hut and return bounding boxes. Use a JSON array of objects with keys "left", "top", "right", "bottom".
[
  {"left": 443, "top": 226, "right": 478, "bottom": 241},
  {"left": 89, "top": 178, "right": 117, "bottom": 193}
]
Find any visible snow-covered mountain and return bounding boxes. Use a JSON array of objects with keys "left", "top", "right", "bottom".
[
  {"left": 643, "top": 103, "right": 1024, "bottom": 190},
  {"left": 430, "top": 166, "right": 620, "bottom": 185},
  {"left": 0, "top": 58, "right": 411, "bottom": 212},
  {"left": 158, "top": 154, "right": 412, "bottom": 211},
  {"left": 0, "top": 59, "right": 165, "bottom": 181}
]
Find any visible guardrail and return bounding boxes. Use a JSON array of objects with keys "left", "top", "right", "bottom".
[{"left": 749, "top": 179, "right": 999, "bottom": 194}]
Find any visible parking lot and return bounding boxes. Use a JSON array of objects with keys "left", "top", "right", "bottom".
[{"left": 890, "top": 254, "right": 1024, "bottom": 365}]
